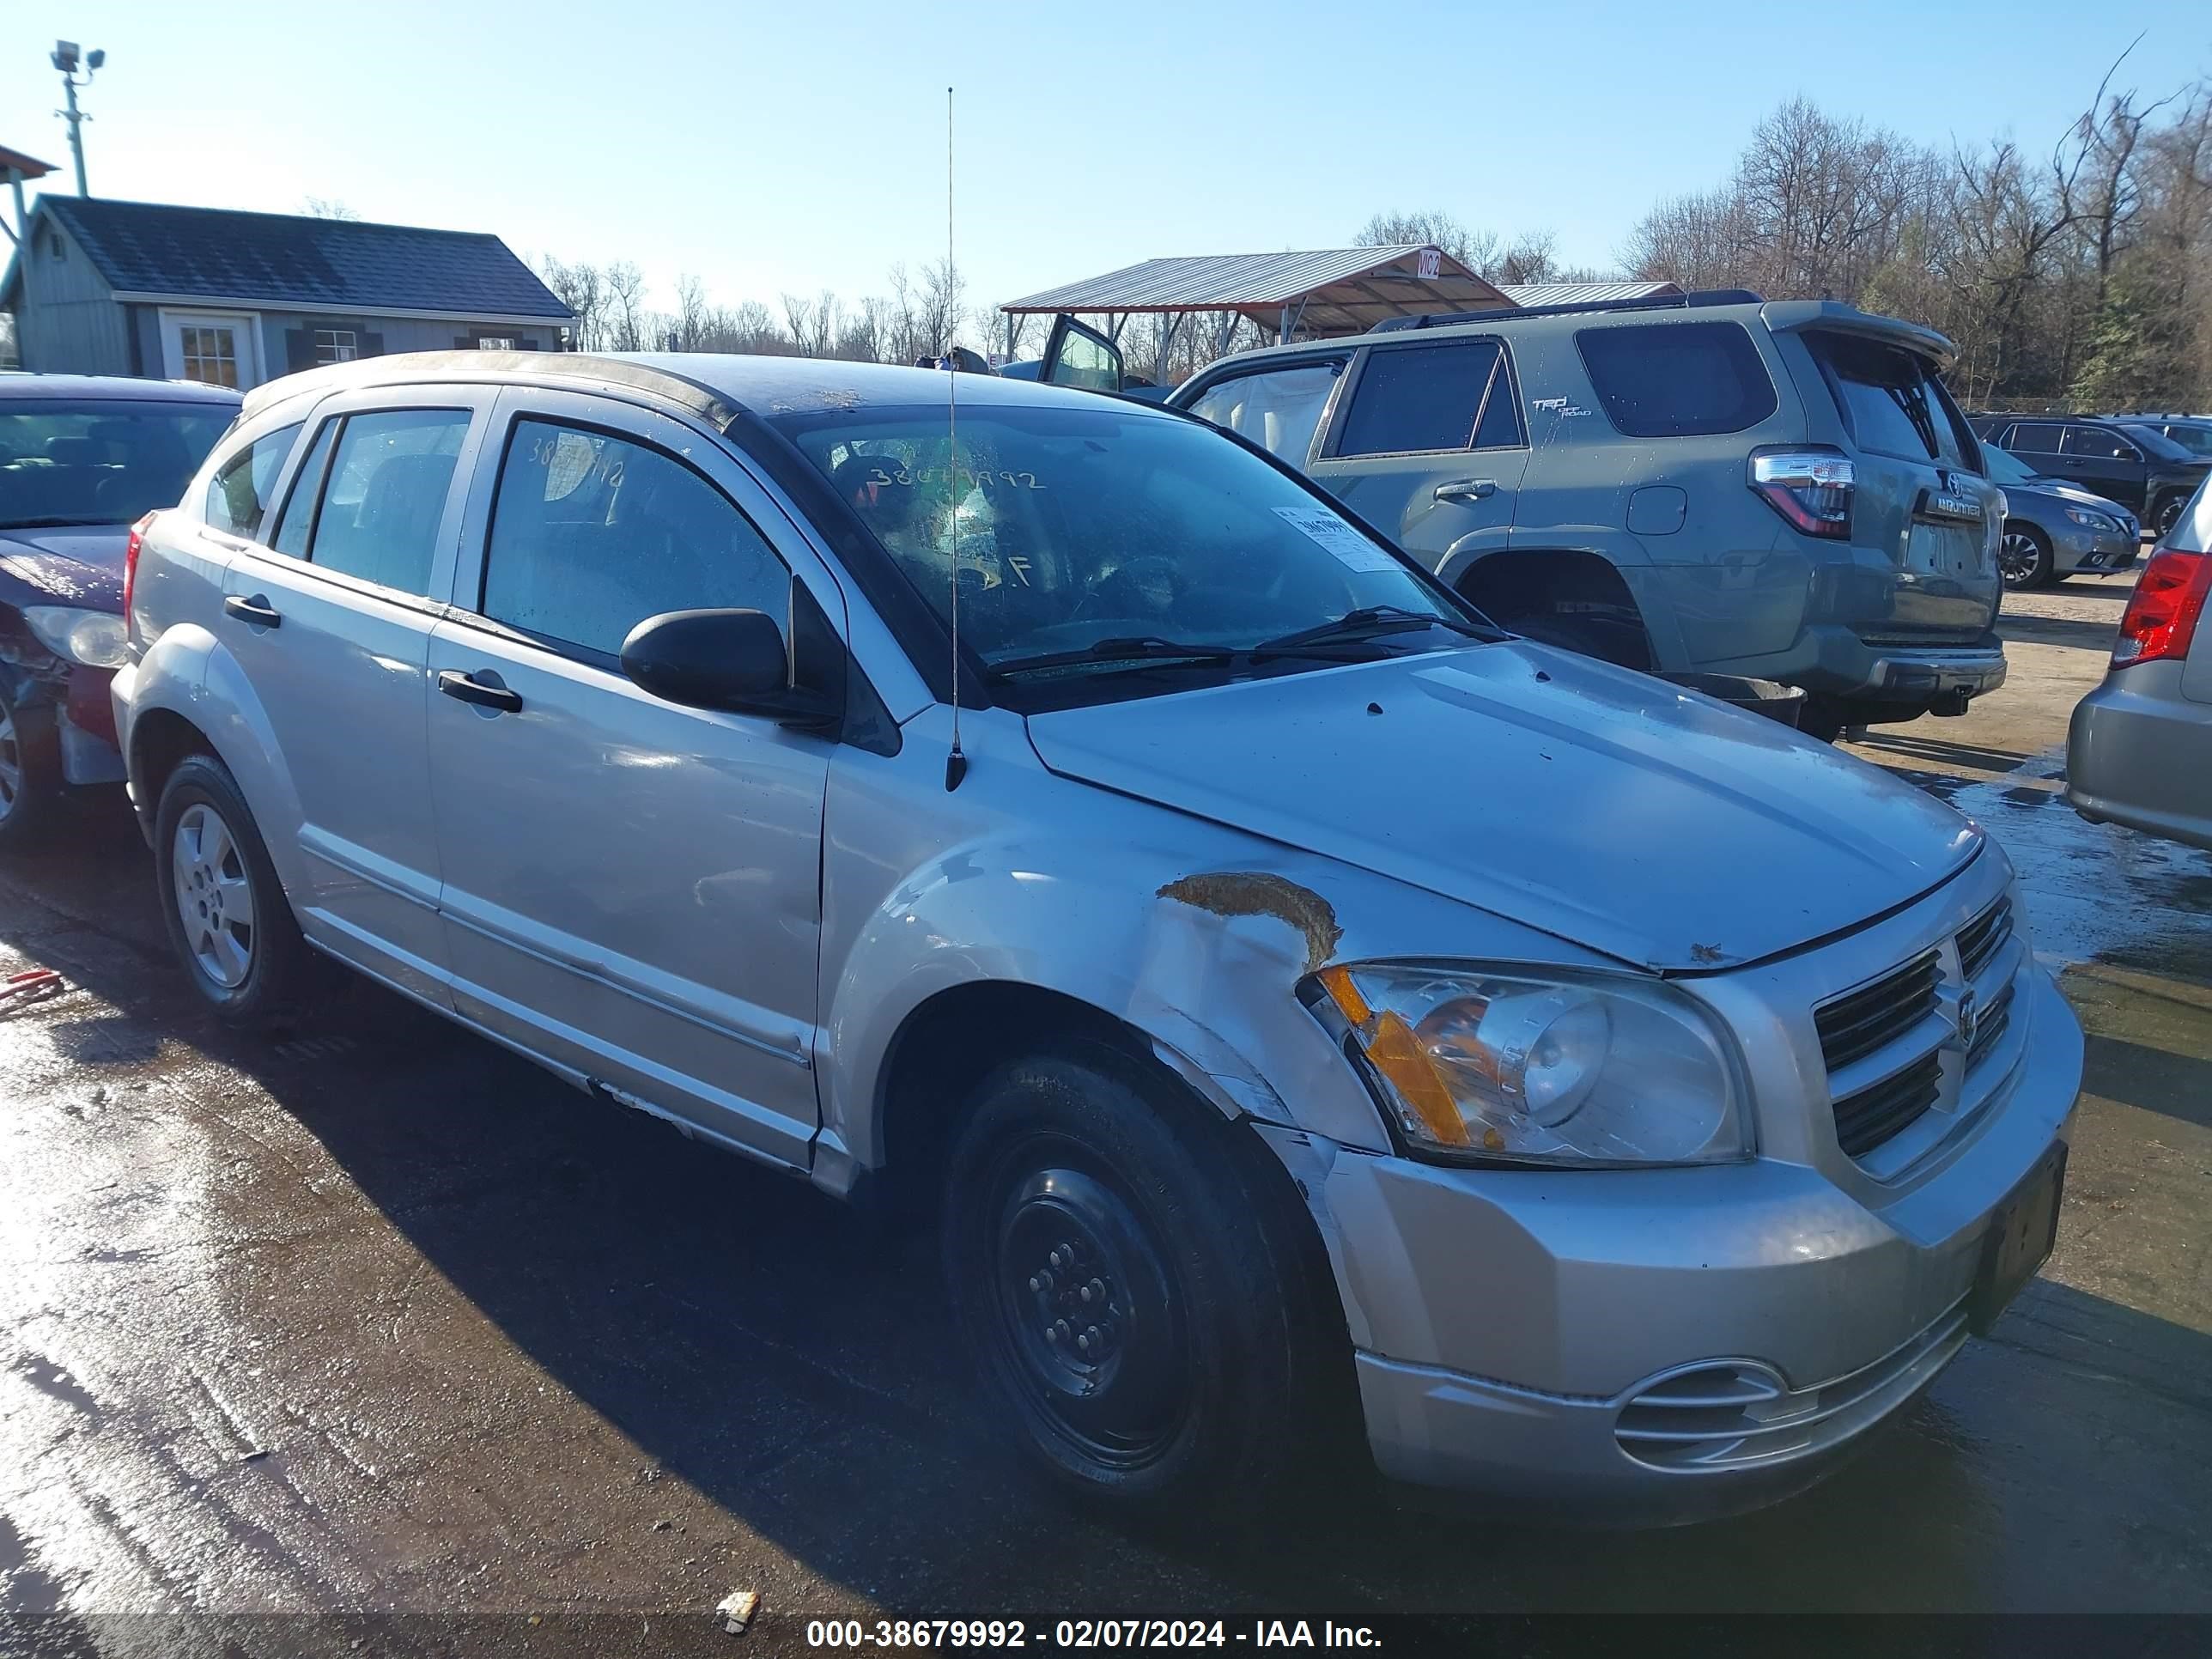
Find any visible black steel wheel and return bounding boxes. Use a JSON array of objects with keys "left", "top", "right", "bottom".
[{"left": 942, "top": 1043, "right": 1354, "bottom": 1516}]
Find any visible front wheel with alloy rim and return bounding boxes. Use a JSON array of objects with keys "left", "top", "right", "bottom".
[
  {"left": 154, "top": 753, "right": 320, "bottom": 1024},
  {"left": 941, "top": 1043, "right": 1355, "bottom": 1517},
  {"left": 2154, "top": 495, "right": 2190, "bottom": 541},
  {"left": 1998, "top": 524, "right": 2055, "bottom": 589}
]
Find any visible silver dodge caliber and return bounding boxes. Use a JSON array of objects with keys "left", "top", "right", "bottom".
[{"left": 112, "top": 353, "right": 2081, "bottom": 1523}]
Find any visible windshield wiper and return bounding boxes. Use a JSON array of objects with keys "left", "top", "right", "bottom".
[
  {"left": 990, "top": 636, "right": 1239, "bottom": 679},
  {"left": 1252, "top": 605, "right": 1493, "bottom": 659}
]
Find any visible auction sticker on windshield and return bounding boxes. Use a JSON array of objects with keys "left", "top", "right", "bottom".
[{"left": 1273, "top": 505, "right": 1401, "bottom": 574}]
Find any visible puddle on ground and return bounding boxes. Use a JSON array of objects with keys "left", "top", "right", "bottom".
[{"left": 1940, "top": 747, "right": 2212, "bottom": 977}]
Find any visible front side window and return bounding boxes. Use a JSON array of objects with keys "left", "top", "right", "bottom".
[
  {"left": 284, "top": 410, "right": 470, "bottom": 596},
  {"left": 204, "top": 423, "right": 303, "bottom": 539},
  {"left": 315, "top": 330, "right": 358, "bottom": 365},
  {"left": 1577, "top": 321, "right": 1778, "bottom": 439},
  {"left": 1186, "top": 362, "right": 1343, "bottom": 463},
  {"left": 775, "top": 401, "right": 1470, "bottom": 699},
  {"left": 480, "top": 419, "right": 789, "bottom": 659},
  {"left": 2063, "top": 426, "right": 2140, "bottom": 462},
  {"left": 0, "top": 399, "right": 236, "bottom": 530},
  {"left": 1336, "top": 342, "right": 1515, "bottom": 458}
]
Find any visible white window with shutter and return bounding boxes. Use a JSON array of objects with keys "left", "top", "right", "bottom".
[{"left": 315, "top": 329, "right": 358, "bottom": 364}]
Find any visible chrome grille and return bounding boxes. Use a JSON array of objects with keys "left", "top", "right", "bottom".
[
  {"left": 1832, "top": 1050, "right": 1942, "bottom": 1157},
  {"left": 1967, "top": 981, "right": 2016, "bottom": 1070},
  {"left": 1814, "top": 949, "right": 1939, "bottom": 1072},
  {"left": 1957, "top": 896, "right": 2014, "bottom": 983}
]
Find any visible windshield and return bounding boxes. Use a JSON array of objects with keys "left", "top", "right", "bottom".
[
  {"left": 1982, "top": 444, "right": 2039, "bottom": 484},
  {"left": 0, "top": 399, "right": 234, "bottom": 530},
  {"left": 2124, "top": 423, "right": 2205, "bottom": 462},
  {"left": 2155, "top": 423, "right": 2212, "bottom": 458},
  {"left": 775, "top": 400, "right": 1466, "bottom": 678}
]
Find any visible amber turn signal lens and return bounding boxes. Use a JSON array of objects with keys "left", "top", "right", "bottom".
[{"left": 1364, "top": 1010, "right": 1472, "bottom": 1147}]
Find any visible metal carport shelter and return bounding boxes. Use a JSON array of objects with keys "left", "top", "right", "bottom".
[{"left": 999, "top": 245, "right": 1511, "bottom": 374}]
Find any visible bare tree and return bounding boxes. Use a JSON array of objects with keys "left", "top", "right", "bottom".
[
  {"left": 603, "top": 261, "right": 648, "bottom": 351},
  {"left": 1353, "top": 209, "right": 1501, "bottom": 276},
  {"left": 301, "top": 197, "right": 360, "bottom": 221}
]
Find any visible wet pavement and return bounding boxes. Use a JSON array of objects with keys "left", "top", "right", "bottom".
[{"left": 3, "top": 572, "right": 2209, "bottom": 1650}]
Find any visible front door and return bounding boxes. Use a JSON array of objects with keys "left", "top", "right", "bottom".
[
  {"left": 2057, "top": 424, "right": 2148, "bottom": 510},
  {"left": 424, "top": 391, "right": 838, "bottom": 1167},
  {"left": 220, "top": 391, "right": 493, "bottom": 1000},
  {"left": 1039, "top": 313, "right": 1126, "bottom": 394},
  {"left": 161, "top": 310, "right": 264, "bottom": 391}
]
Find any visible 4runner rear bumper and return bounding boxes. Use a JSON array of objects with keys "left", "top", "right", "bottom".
[{"left": 1711, "top": 625, "right": 2007, "bottom": 709}]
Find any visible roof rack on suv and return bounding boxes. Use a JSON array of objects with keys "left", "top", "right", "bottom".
[{"left": 1368, "top": 288, "right": 1766, "bottom": 334}]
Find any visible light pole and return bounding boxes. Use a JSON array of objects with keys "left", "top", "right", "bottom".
[{"left": 52, "top": 40, "right": 106, "bottom": 198}]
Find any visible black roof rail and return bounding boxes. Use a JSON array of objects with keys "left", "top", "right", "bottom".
[{"left": 1368, "top": 288, "right": 1766, "bottom": 334}]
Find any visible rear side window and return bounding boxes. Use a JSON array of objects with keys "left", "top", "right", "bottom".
[
  {"left": 1186, "top": 362, "right": 1342, "bottom": 463},
  {"left": 1808, "top": 333, "right": 1976, "bottom": 467},
  {"left": 1576, "top": 322, "right": 1777, "bottom": 439},
  {"left": 1336, "top": 341, "right": 1517, "bottom": 457},
  {"left": 2008, "top": 422, "right": 2063, "bottom": 454},
  {"left": 479, "top": 418, "right": 790, "bottom": 661},
  {"left": 204, "top": 423, "right": 301, "bottom": 540},
  {"left": 293, "top": 411, "right": 471, "bottom": 595}
]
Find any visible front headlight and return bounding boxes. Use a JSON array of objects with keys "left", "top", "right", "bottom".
[
  {"left": 1310, "top": 962, "right": 1750, "bottom": 1167},
  {"left": 2064, "top": 507, "right": 2116, "bottom": 532},
  {"left": 21, "top": 605, "right": 129, "bottom": 669}
]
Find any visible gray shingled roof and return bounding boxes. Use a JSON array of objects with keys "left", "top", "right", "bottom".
[{"left": 32, "top": 197, "right": 573, "bottom": 321}]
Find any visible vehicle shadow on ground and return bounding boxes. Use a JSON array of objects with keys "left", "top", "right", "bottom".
[
  {"left": 4, "top": 822, "right": 2208, "bottom": 1617},
  {"left": 1851, "top": 732, "right": 2034, "bottom": 775},
  {"left": 1996, "top": 614, "right": 2124, "bottom": 653}
]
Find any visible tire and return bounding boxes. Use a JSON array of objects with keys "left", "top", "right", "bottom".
[
  {"left": 2153, "top": 494, "right": 2188, "bottom": 542},
  {"left": 1997, "top": 524, "right": 2055, "bottom": 590},
  {"left": 941, "top": 1042, "right": 1352, "bottom": 1518},
  {"left": 0, "top": 683, "right": 64, "bottom": 852},
  {"left": 153, "top": 753, "right": 320, "bottom": 1024}
]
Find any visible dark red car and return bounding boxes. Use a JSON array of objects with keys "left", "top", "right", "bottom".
[{"left": 1, "top": 374, "right": 240, "bottom": 847}]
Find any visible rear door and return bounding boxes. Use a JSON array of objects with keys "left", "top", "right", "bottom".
[
  {"left": 1305, "top": 337, "right": 1525, "bottom": 563},
  {"left": 220, "top": 388, "right": 493, "bottom": 1000},
  {"left": 1802, "top": 331, "right": 2002, "bottom": 641},
  {"left": 2058, "top": 424, "right": 2148, "bottom": 509}
]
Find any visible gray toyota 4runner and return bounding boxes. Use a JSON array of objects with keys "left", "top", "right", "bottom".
[{"left": 1055, "top": 294, "right": 2008, "bottom": 738}]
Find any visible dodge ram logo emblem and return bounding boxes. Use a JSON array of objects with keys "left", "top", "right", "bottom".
[{"left": 1954, "top": 989, "right": 1979, "bottom": 1050}]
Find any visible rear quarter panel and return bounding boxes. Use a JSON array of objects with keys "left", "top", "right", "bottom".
[{"left": 1504, "top": 316, "right": 1809, "bottom": 671}]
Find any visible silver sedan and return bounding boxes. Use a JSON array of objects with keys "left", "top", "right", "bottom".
[{"left": 2069, "top": 479, "right": 2212, "bottom": 849}]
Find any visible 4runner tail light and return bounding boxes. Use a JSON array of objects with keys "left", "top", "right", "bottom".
[
  {"left": 123, "top": 512, "right": 155, "bottom": 635},
  {"left": 2112, "top": 547, "right": 2212, "bottom": 668},
  {"left": 1750, "top": 448, "right": 1855, "bottom": 539}
]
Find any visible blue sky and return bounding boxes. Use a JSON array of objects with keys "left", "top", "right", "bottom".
[{"left": 5, "top": 1, "right": 2207, "bottom": 331}]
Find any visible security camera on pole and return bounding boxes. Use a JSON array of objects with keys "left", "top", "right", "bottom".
[{"left": 52, "top": 40, "right": 106, "bottom": 198}]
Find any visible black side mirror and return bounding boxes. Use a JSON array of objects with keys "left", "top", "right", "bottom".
[{"left": 619, "top": 607, "right": 840, "bottom": 729}]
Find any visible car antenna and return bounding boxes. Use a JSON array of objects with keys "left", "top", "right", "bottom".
[{"left": 942, "top": 83, "right": 969, "bottom": 793}]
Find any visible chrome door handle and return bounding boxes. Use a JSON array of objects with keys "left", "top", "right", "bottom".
[
  {"left": 223, "top": 593, "right": 282, "bottom": 629},
  {"left": 1434, "top": 477, "right": 1499, "bottom": 504}
]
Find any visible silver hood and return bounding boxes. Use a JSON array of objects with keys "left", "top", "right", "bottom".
[{"left": 1023, "top": 644, "right": 1982, "bottom": 973}]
